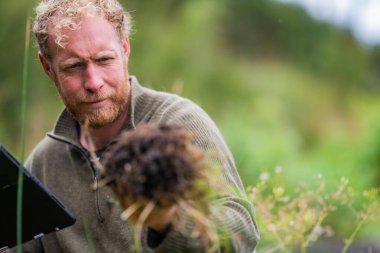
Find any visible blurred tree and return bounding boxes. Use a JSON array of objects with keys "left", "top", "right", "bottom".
[{"left": 220, "top": 0, "right": 374, "bottom": 91}]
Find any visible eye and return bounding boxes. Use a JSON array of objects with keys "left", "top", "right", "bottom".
[
  {"left": 64, "top": 62, "right": 83, "bottom": 71},
  {"left": 96, "top": 57, "right": 113, "bottom": 64}
]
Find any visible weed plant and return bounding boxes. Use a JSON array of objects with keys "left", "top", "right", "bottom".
[{"left": 248, "top": 167, "right": 380, "bottom": 253}]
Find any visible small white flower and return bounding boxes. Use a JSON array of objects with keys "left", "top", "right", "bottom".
[
  {"left": 267, "top": 224, "right": 277, "bottom": 232},
  {"left": 260, "top": 172, "right": 270, "bottom": 181},
  {"left": 289, "top": 220, "right": 300, "bottom": 229},
  {"left": 312, "top": 225, "right": 323, "bottom": 236},
  {"left": 278, "top": 196, "right": 290, "bottom": 203},
  {"left": 324, "top": 226, "right": 334, "bottom": 237},
  {"left": 275, "top": 165, "right": 283, "bottom": 174},
  {"left": 340, "top": 176, "right": 349, "bottom": 185}
]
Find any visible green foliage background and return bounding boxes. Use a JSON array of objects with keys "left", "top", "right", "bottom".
[{"left": 1, "top": 0, "right": 380, "bottom": 245}]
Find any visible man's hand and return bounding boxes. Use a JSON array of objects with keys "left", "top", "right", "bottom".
[{"left": 119, "top": 195, "right": 177, "bottom": 233}]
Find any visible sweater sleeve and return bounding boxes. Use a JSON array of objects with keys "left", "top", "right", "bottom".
[
  {"left": 142, "top": 97, "right": 260, "bottom": 253},
  {"left": 9, "top": 239, "right": 44, "bottom": 253}
]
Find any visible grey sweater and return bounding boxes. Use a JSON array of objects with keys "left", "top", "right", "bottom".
[{"left": 18, "top": 76, "right": 259, "bottom": 253}]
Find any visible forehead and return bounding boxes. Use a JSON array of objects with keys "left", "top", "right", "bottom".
[{"left": 47, "top": 16, "right": 121, "bottom": 59}]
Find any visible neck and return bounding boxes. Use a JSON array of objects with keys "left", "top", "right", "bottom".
[{"left": 79, "top": 108, "right": 128, "bottom": 151}]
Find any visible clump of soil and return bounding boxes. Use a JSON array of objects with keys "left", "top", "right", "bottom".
[
  {"left": 100, "top": 123, "right": 208, "bottom": 207},
  {"left": 97, "top": 124, "right": 225, "bottom": 252}
]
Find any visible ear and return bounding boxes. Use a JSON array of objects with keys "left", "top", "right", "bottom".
[
  {"left": 38, "top": 51, "right": 57, "bottom": 82},
  {"left": 122, "top": 37, "right": 131, "bottom": 63}
]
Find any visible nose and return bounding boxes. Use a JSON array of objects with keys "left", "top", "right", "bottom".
[{"left": 83, "top": 63, "right": 103, "bottom": 92}]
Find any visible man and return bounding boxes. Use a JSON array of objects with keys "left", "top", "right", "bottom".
[{"left": 20, "top": 0, "right": 259, "bottom": 252}]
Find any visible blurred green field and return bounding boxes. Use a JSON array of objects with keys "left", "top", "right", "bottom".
[{"left": 1, "top": 0, "right": 379, "bottom": 247}]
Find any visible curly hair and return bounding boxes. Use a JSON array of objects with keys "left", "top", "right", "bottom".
[
  {"left": 100, "top": 124, "right": 207, "bottom": 204},
  {"left": 33, "top": 0, "right": 132, "bottom": 59}
]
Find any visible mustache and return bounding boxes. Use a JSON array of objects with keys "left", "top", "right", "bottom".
[{"left": 80, "top": 93, "right": 112, "bottom": 103}]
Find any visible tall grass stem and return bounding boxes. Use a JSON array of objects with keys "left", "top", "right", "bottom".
[
  {"left": 17, "top": 13, "right": 31, "bottom": 252},
  {"left": 340, "top": 219, "right": 366, "bottom": 253},
  {"left": 84, "top": 220, "right": 94, "bottom": 253}
]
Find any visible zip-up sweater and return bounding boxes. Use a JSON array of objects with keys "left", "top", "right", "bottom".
[{"left": 19, "top": 76, "right": 259, "bottom": 253}]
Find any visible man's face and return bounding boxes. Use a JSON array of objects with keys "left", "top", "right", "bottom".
[{"left": 40, "top": 16, "right": 131, "bottom": 128}]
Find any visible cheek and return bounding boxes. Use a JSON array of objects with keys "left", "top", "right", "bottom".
[
  {"left": 56, "top": 75, "right": 83, "bottom": 95},
  {"left": 58, "top": 75, "right": 78, "bottom": 90},
  {"left": 104, "top": 69, "right": 127, "bottom": 88},
  {"left": 105, "top": 58, "right": 128, "bottom": 83}
]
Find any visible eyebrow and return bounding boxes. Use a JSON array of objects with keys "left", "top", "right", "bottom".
[
  {"left": 59, "top": 58, "right": 82, "bottom": 69},
  {"left": 94, "top": 50, "right": 118, "bottom": 58}
]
